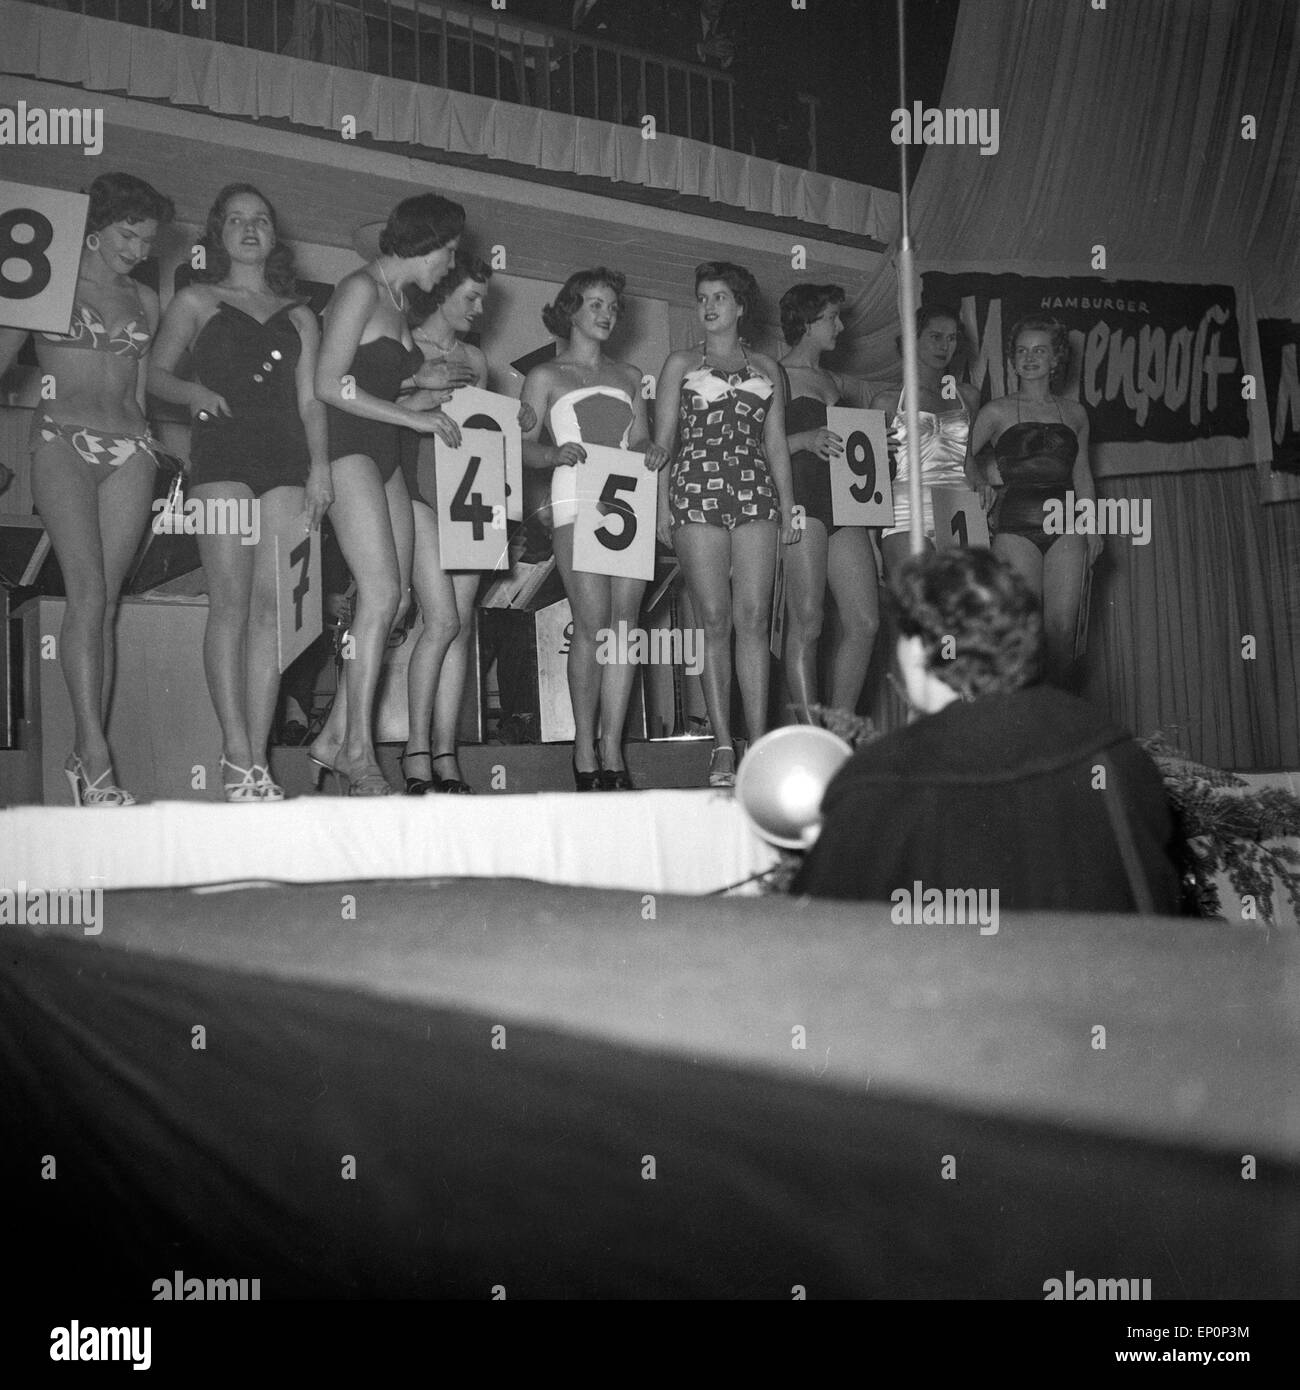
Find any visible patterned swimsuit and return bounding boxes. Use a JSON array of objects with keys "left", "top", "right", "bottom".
[{"left": 669, "top": 350, "right": 780, "bottom": 531}]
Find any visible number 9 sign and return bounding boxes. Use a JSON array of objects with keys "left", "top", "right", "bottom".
[
  {"left": 0, "top": 181, "right": 89, "bottom": 333},
  {"left": 827, "top": 407, "right": 895, "bottom": 527}
]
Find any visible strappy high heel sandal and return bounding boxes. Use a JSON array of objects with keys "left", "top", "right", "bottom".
[
  {"left": 220, "top": 755, "right": 262, "bottom": 803},
  {"left": 401, "top": 749, "right": 437, "bottom": 796},
  {"left": 707, "top": 746, "right": 736, "bottom": 790},
  {"left": 341, "top": 762, "right": 393, "bottom": 797},
  {"left": 431, "top": 752, "right": 472, "bottom": 794},
  {"left": 597, "top": 749, "right": 634, "bottom": 791},
  {"left": 251, "top": 764, "right": 285, "bottom": 801},
  {"left": 64, "top": 753, "right": 136, "bottom": 807},
  {"left": 308, "top": 746, "right": 341, "bottom": 793}
]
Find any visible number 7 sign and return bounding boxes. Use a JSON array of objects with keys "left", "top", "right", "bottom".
[{"left": 572, "top": 444, "right": 657, "bottom": 580}]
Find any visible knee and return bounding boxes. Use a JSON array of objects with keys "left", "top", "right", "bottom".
[
  {"left": 843, "top": 605, "right": 879, "bottom": 644},
  {"left": 696, "top": 605, "right": 732, "bottom": 642},
  {"left": 361, "top": 576, "right": 401, "bottom": 625},
  {"left": 788, "top": 597, "right": 825, "bottom": 641},
  {"left": 423, "top": 608, "right": 462, "bottom": 646},
  {"left": 732, "top": 599, "right": 769, "bottom": 640}
]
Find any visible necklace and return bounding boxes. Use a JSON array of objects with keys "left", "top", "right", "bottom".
[
  {"left": 414, "top": 326, "right": 457, "bottom": 355},
  {"left": 377, "top": 262, "right": 405, "bottom": 313}
]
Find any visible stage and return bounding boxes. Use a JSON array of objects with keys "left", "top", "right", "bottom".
[{"left": 2, "top": 875, "right": 1297, "bottom": 1299}]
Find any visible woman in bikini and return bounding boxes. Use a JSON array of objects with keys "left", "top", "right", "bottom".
[
  {"left": 520, "top": 268, "right": 667, "bottom": 790},
  {"left": 970, "top": 315, "right": 1100, "bottom": 685},
  {"left": 150, "top": 183, "right": 333, "bottom": 801},
  {"left": 0, "top": 172, "right": 173, "bottom": 805}
]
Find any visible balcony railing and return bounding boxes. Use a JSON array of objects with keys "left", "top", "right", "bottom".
[{"left": 32, "top": 0, "right": 817, "bottom": 169}]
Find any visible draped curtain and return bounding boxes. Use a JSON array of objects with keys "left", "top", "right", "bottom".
[{"left": 842, "top": 0, "right": 1300, "bottom": 769}]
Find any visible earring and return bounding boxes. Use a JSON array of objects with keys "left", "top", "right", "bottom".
[{"left": 85, "top": 233, "right": 100, "bottom": 251}]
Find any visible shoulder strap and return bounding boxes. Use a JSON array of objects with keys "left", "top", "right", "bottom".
[{"left": 777, "top": 362, "right": 792, "bottom": 406}]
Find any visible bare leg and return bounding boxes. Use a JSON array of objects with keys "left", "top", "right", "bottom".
[
  {"left": 429, "top": 571, "right": 479, "bottom": 780},
  {"left": 310, "top": 455, "right": 400, "bottom": 785},
  {"left": 824, "top": 526, "right": 880, "bottom": 711},
  {"left": 554, "top": 522, "right": 611, "bottom": 773},
  {"left": 192, "top": 482, "right": 257, "bottom": 768},
  {"left": 880, "top": 528, "right": 934, "bottom": 582},
  {"left": 597, "top": 574, "right": 648, "bottom": 771},
  {"left": 31, "top": 439, "right": 153, "bottom": 786},
  {"left": 729, "top": 519, "right": 779, "bottom": 740},
  {"left": 406, "top": 498, "right": 458, "bottom": 774},
  {"left": 673, "top": 523, "right": 736, "bottom": 751},
  {"left": 782, "top": 517, "right": 830, "bottom": 721},
  {"left": 246, "top": 487, "right": 307, "bottom": 764},
  {"left": 1041, "top": 534, "right": 1089, "bottom": 687}
]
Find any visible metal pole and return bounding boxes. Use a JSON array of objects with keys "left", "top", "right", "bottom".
[{"left": 896, "top": 0, "right": 923, "bottom": 557}]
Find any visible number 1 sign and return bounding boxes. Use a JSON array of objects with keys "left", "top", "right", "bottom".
[
  {"left": 0, "top": 181, "right": 90, "bottom": 333},
  {"left": 572, "top": 444, "right": 657, "bottom": 580},
  {"left": 931, "top": 485, "right": 991, "bottom": 551},
  {"left": 827, "top": 408, "right": 895, "bottom": 528}
]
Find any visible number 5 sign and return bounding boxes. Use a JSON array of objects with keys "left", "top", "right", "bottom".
[
  {"left": 827, "top": 408, "right": 895, "bottom": 528},
  {"left": 0, "top": 181, "right": 89, "bottom": 332},
  {"left": 436, "top": 428, "right": 509, "bottom": 570},
  {"left": 572, "top": 444, "right": 656, "bottom": 580}
]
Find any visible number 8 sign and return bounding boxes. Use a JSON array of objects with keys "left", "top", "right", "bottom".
[
  {"left": 0, "top": 182, "right": 89, "bottom": 333},
  {"left": 827, "top": 408, "right": 895, "bottom": 528}
]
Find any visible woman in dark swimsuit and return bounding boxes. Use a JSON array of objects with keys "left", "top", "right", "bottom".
[
  {"left": 777, "top": 283, "right": 879, "bottom": 721},
  {"left": 970, "top": 316, "right": 1101, "bottom": 685},
  {"left": 655, "top": 261, "right": 799, "bottom": 788},
  {"left": 0, "top": 172, "right": 173, "bottom": 805},
  {"left": 309, "top": 194, "right": 465, "bottom": 795},
  {"left": 151, "top": 184, "right": 333, "bottom": 800}
]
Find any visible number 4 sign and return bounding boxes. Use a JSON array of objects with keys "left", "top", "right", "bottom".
[
  {"left": 572, "top": 444, "right": 657, "bottom": 580},
  {"left": 0, "top": 181, "right": 90, "bottom": 333},
  {"left": 436, "top": 428, "right": 509, "bottom": 570},
  {"left": 826, "top": 408, "right": 895, "bottom": 528}
]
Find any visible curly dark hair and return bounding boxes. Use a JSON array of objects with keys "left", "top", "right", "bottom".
[
  {"left": 1006, "top": 314, "right": 1070, "bottom": 376},
  {"left": 887, "top": 548, "right": 1042, "bottom": 698},
  {"left": 378, "top": 193, "right": 465, "bottom": 258},
  {"left": 194, "top": 183, "right": 299, "bottom": 298},
  {"left": 779, "top": 283, "right": 845, "bottom": 346},
  {"left": 541, "top": 267, "right": 626, "bottom": 338},
  {"left": 695, "top": 261, "right": 759, "bottom": 326},
  {"left": 86, "top": 172, "right": 174, "bottom": 234},
  {"left": 408, "top": 253, "right": 494, "bottom": 324}
]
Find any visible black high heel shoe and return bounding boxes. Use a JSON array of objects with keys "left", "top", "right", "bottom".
[
  {"left": 401, "top": 750, "right": 437, "bottom": 795},
  {"left": 572, "top": 746, "right": 601, "bottom": 791},
  {"left": 597, "top": 748, "right": 634, "bottom": 791},
  {"left": 431, "top": 752, "right": 472, "bottom": 794}
]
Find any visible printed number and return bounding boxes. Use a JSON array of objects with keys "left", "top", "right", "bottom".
[
  {"left": 451, "top": 455, "right": 494, "bottom": 541},
  {"left": 595, "top": 474, "right": 638, "bottom": 552},
  {"left": 845, "top": 430, "right": 880, "bottom": 504},
  {"left": 951, "top": 511, "right": 969, "bottom": 548},
  {"left": 289, "top": 536, "right": 311, "bottom": 629},
  {"left": 0, "top": 207, "right": 55, "bottom": 301}
]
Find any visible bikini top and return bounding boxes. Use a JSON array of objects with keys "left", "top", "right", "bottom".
[
  {"left": 37, "top": 290, "right": 152, "bottom": 359},
  {"left": 191, "top": 301, "right": 302, "bottom": 410},
  {"left": 993, "top": 400, "right": 1078, "bottom": 488},
  {"left": 891, "top": 387, "right": 969, "bottom": 466},
  {"left": 548, "top": 385, "right": 634, "bottom": 450}
]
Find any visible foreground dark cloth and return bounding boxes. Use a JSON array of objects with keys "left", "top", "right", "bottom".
[{"left": 794, "top": 685, "right": 1184, "bottom": 912}]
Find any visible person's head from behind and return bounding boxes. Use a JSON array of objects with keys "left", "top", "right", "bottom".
[
  {"left": 779, "top": 283, "right": 845, "bottom": 349},
  {"left": 889, "top": 548, "right": 1042, "bottom": 713}
]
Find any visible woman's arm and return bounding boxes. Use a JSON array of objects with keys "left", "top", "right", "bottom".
[
  {"left": 521, "top": 365, "right": 577, "bottom": 469},
  {"left": 135, "top": 285, "right": 162, "bottom": 419},
  {"left": 316, "top": 272, "right": 443, "bottom": 433},
  {"left": 755, "top": 353, "right": 800, "bottom": 547},
  {"left": 148, "top": 287, "right": 229, "bottom": 420},
  {"left": 291, "top": 305, "right": 334, "bottom": 529},
  {"left": 957, "top": 382, "right": 983, "bottom": 490},
  {"left": 1070, "top": 406, "right": 1102, "bottom": 563},
  {"left": 654, "top": 352, "right": 688, "bottom": 545},
  {"left": 624, "top": 363, "right": 669, "bottom": 471}
]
